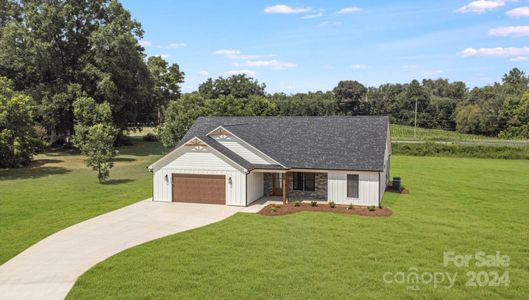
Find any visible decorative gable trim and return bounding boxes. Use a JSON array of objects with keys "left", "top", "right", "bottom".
[
  {"left": 209, "top": 127, "right": 233, "bottom": 137},
  {"left": 207, "top": 126, "right": 287, "bottom": 168},
  {"left": 185, "top": 138, "right": 208, "bottom": 147},
  {"left": 148, "top": 136, "right": 247, "bottom": 173}
]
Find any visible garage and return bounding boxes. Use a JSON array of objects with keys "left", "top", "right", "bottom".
[{"left": 172, "top": 174, "right": 226, "bottom": 204}]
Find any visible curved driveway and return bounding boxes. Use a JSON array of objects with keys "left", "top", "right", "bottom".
[{"left": 0, "top": 199, "right": 263, "bottom": 300}]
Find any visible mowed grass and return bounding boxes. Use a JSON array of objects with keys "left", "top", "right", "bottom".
[
  {"left": 391, "top": 124, "right": 506, "bottom": 142},
  {"left": 0, "top": 139, "right": 164, "bottom": 264},
  {"left": 68, "top": 156, "right": 529, "bottom": 299}
]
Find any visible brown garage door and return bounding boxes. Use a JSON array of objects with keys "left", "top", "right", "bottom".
[{"left": 172, "top": 174, "right": 225, "bottom": 204}]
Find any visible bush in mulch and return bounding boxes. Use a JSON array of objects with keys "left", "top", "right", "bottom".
[{"left": 258, "top": 202, "right": 392, "bottom": 217}]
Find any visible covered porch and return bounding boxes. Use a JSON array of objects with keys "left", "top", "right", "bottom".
[{"left": 256, "top": 171, "right": 328, "bottom": 204}]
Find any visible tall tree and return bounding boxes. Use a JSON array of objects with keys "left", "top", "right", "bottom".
[
  {"left": 158, "top": 93, "right": 210, "bottom": 148},
  {"left": 72, "top": 97, "right": 117, "bottom": 182},
  {"left": 0, "top": 76, "right": 37, "bottom": 168},
  {"left": 198, "top": 74, "right": 266, "bottom": 99},
  {"left": 146, "top": 56, "right": 184, "bottom": 124},
  {"left": 332, "top": 80, "right": 367, "bottom": 115},
  {"left": 0, "top": 0, "right": 154, "bottom": 139},
  {"left": 502, "top": 68, "right": 529, "bottom": 95}
]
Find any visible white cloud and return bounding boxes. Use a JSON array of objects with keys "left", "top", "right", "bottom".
[
  {"left": 302, "top": 12, "right": 323, "bottom": 19},
  {"left": 232, "top": 59, "right": 297, "bottom": 70},
  {"left": 458, "top": 46, "right": 529, "bottom": 57},
  {"left": 264, "top": 5, "right": 311, "bottom": 14},
  {"left": 510, "top": 56, "right": 529, "bottom": 61},
  {"left": 351, "top": 64, "right": 369, "bottom": 69},
  {"left": 198, "top": 70, "right": 210, "bottom": 76},
  {"left": 506, "top": 6, "right": 529, "bottom": 17},
  {"left": 455, "top": 0, "right": 507, "bottom": 14},
  {"left": 157, "top": 42, "right": 186, "bottom": 49},
  {"left": 489, "top": 26, "right": 529, "bottom": 37},
  {"left": 214, "top": 49, "right": 274, "bottom": 60},
  {"left": 424, "top": 69, "right": 444, "bottom": 75},
  {"left": 224, "top": 70, "right": 257, "bottom": 76},
  {"left": 338, "top": 7, "right": 362, "bottom": 14},
  {"left": 318, "top": 21, "right": 342, "bottom": 27},
  {"left": 139, "top": 40, "right": 152, "bottom": 47}
]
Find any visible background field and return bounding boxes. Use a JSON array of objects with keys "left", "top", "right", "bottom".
[
  {"left": 390, "top": 124, "right": 529, "bottom": 144},
  {"left": 68, "top": 155, "right": 529, "bottom": 299},
  {"left": 0, "top": 138, "right": 164, "bottom": 264}
]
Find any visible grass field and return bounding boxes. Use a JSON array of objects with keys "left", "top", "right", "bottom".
[
  {"left": 68, "top": 156, "right": 529, "bottom": 299},
  {"left": 0, "top": 138, "right": 164, "bottom": 264},
  {"left": 391, "top": 124, "right": 509, "bottom": 142}
]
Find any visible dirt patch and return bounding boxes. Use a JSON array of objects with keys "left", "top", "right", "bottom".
[{"left": 257, "top": 203, "right": 392, "bottom": 217}]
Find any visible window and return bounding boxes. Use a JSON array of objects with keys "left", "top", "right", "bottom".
[
  {"left": 347, "top": 174, "right": 359, "bottom": 198},
  {"left": 293, "top": 172, "right": 303, "bottom": 190},
  {"left": 292, "top": 172, "right": 316, "bottom": 191},
  {"left": 304, "top": 173, "right": 315, "bottom": 191}
]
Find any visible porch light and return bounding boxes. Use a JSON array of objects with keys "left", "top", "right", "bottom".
[
  {"left": 229, "top": 177, "right": 232, "bottom": 185},
  {"left": 165, "top": 174, "right": 168, "bottom": 182}
]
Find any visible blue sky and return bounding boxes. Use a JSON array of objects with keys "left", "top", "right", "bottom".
[{"left": 122, "top": 0, "right": 529, "bottom": 93}]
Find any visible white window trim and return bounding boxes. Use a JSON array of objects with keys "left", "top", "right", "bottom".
[{"left": 345, "top": 173, "right": 360, "bottom": 200}]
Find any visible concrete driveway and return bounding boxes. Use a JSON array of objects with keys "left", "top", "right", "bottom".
[{"left": 0, "top": 199, "right": 263, "bottom": 300}]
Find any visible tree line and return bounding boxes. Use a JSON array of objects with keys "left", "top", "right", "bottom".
[
  {"left": 158, "top": 69, "right": 529, "bottom": 147},
  {"left": 1, "top": 0, "right": 528, "bottom": 180}
]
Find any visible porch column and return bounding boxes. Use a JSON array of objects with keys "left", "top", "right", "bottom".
[{"left": 282, "top": 172, "right": 288, "bottom": 204}]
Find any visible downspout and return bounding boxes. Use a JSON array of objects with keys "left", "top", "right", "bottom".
[
  {"left": 245, "top": 172, "right": 248, "bottom": 207},
  {"left": 378, "top": 171, "right": 381, "bottom": 208}
]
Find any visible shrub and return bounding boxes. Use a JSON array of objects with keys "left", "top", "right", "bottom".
[
  {"left": 310, "top": 201, "right": 317, "bottom": 207},
  {"left": 348, "top": 203, "right": 354, "bottom": 210},
  {"left": 368, "top": 205, "right": 376, "bottom": 211},
  {"left": 329, "top": 201, "right": 336, "bottom": 208},
  {"left": 273, "top": 204, "right": 282, "bottom": 209},
  {"left": 294, "top": 201, "right": 301, "bottom": 207},
  {"left": 271, "top": 207, "right": 277, "bottom": 213},
  {"left": 142, "top": 132, "right": 158, "bottom": 142}
]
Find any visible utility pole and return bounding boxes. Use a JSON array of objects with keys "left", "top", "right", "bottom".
[{"left": 414, "top": 98, "right": 418, "bottom": 139}]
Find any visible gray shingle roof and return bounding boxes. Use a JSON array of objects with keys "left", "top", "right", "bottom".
[{"left": 177, "top": 116, "right": 389, "bottom": 172}]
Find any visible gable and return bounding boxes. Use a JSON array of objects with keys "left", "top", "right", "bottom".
[
  {"left": 208, "top": 127, "right": 280, "bottom": 166},
  {"left": 149, "top": 137, "right": 247, "bottom": 173}
]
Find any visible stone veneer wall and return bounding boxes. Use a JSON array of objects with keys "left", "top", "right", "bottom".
[{"left": 263, "top": 172, "right": 327, "bottom": 200}]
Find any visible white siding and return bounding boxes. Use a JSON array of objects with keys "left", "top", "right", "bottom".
[
  {"left": 152, "top": 146, "right": 247, "bottom": 206},
  {"left": 246, "top": 171, "right": 264, "bottom": 205},
  {"left": 379, "top": 128, "right": 391, "bottom": 203},
  {"left": 327, "top": 171, "right": 380, "bottom": 206},
  {"left": 211, "top": 135, "right": 276, "bottom": 165}
]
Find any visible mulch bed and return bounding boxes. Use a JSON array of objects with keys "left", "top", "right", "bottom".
[{"left": 257, "top": 202, "right": 393, "bottom": 217}]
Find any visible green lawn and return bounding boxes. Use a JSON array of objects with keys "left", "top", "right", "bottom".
[
  {"left": 391, "top": 124, "right": 509, "bottom": 142},
  {"left": 68, "top": 156, "right": 529, "bottom": 299},
  {"left": 0, "top": 138, "right": 164, "bottom": 264}
]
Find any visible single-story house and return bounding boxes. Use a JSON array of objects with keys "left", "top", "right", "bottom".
[{"left": 148, "top": 116, "right": 391, "bottom": 207}]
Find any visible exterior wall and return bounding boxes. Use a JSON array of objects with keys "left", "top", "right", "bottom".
[
  {"left": 288, "top": 172, "right": 327, "bottom": 201},
  {"left": 246, "top": 171, "right": 264, "bottom": 205},
  {"left": 263, "top": 172, "right": 327, "bottom": 200},
  {"left": 327, "top": 170, "right": 380, "bottom": 206},
  {"left": 152, "top": 146, "right": 247, "bottom": 206},
  {"left": 263, "top": 173, "right": 273, "bottom": 196},
  {"left": 211, "top": 134, "right": 276, "bottom": 165},
  {"left": 379, "top": 139, "right": 390, "bottom": 201}
]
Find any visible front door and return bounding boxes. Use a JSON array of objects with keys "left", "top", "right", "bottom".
[{"left": 272, "top": 173, "right": 283, "bottom": 196}]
